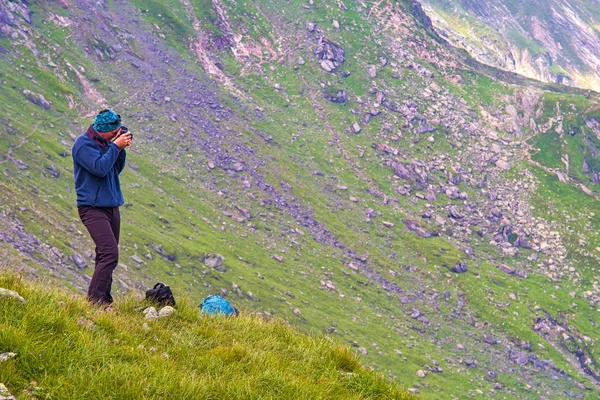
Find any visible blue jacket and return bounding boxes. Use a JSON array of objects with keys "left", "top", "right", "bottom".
[{"left": 72, "top": 126, "right": 127, "bottom": 207}]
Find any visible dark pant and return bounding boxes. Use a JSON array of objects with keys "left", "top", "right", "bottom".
[{"left": 78, "top": 206, "right": 120, "bottom": 304}]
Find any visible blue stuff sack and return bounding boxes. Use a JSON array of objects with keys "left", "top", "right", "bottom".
[{"left": 200, "top": 295, "right": 239, "bottom": 316}]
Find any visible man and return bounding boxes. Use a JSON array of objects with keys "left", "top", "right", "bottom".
[{"left": 72, "top": 109, "right": 132, "bottom": 305}]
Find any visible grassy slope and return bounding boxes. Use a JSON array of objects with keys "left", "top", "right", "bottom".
[
  {"left": 1, "top": 0, "right": 600, "bottom": 398},
  {"left": 0, "top": 274, "right": 413, "bottom": 399}
]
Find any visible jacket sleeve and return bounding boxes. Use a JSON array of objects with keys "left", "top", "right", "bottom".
[
  {"left": 115, "top": 149, "right": 127, "bottom": 174},
  {"left": 74, "top": 142, "right": 121, "bottom": 178}
]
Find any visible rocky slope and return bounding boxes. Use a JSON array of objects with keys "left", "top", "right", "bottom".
[
  {"left": 1, "top": 0, "right": 600, "bottom": 398},
  {"left": 421, "top": 0, "right": 600, "bottom": 89}
]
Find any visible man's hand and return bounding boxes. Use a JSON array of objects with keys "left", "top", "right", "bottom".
[{"left": 113, "top": 132, "right": 132, "bottom": 150}]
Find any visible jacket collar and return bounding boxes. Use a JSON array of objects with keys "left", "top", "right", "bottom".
[{"left": 87, "top": 125, "right": 109, "bottom": 147}]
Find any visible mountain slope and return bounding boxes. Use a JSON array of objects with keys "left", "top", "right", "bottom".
[
  {"left": 1, "top": 0, "right": 600, "bottom": 398},
  {"left": 421, "top": 0, "right": 600, "bottom": 89}
]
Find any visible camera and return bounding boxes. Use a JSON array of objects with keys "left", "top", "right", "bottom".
[{"left": 119, "top": 125, "right": 132, "bottom": 139}]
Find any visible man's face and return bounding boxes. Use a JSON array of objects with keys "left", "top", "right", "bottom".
[
  {"left": 109, "top": 126, "right": 122, "bottom": 138},
  {"left": 98, "top": 126, "right": 122, "bottom": 141}
]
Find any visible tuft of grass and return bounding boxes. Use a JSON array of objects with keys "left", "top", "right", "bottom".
[{"left": 0, "top": 274, "right": 414, "bottom": 399}]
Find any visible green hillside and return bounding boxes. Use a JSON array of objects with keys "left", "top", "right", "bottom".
[
  {"left": 1, "top": 0, "right": 600, "bottom": 398},
  {"left": 0, "top": 274, "right": 413, "bottom": 399}
]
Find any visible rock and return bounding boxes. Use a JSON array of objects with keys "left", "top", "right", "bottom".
[
  {"left": 404, "top": 219, "right": 437, "bottom": 238},
  {"left": 449, "top": 206, "right": 463, "bottom": 219},
  {"left": 143, "top": 307, "right": 159, "bottom": 321},
  {"left": 314, "top": 38, "right": 345, "bottom": 71},
  {"left": 332, "top": 20, "right": 339, "bottom": 29},
  {"left": 451, "top": 262, "right": 467, "bottom": 273},
  {"left": 0, "top": 288, "right": 26, "bottom": 303},
  {"left": 497, "top": 264, "right": 516, "bottom": 275},
  {"left": 382, "top": 221, "right": 395, "bottom": 228},
  {"left": 23, "top": 90, "right": 51, "bottom": 109},
  {"left": 150, "top": 245, "right": 176, "bottom": 261},
  {"left": 70, "top": 252, "right": 87, "bottom": 269},
  {"left": 352, "top": 122, "right": 361, "bottom": 133},
  {"left": 204, "top": 254, "right": 225, "bottom": 270},
  {"left": 367, "top": 65, "right": 377, "bottom": 78},
  {"left": 514, "top": 269, "right": 528, "bottom": 279},
  {"left": 417, "top": 123, "right": 435, "bottom": 134},
  {"left": 509, "top": 349, "right": 528, "bottom": 365},
  {"left": 483, "top": 333, "right": 498, "bottom": 345},
  {"left": 429, "top": 82, "right": 442, "bottom": 93},
  {"left": 131, "top": 254, "right": 144, "bottom": 264},
  {"left": 271, "top": 254, "right": 284, "bottom": 262},
  {"left": 10, "top": 158, "right": 28, "bottom": 170},
  {"left": 323, "top": 90, "right": 347, "bottom": 103},
  {"left": 158, "top": 306, "right": 175, "bottom": 319},
  {"left": 495, "top": 159, "right": 510, "bottom": 170},
  {"left": 0, "top": 383, "right": 15, "bottom": 400},
  {"left": 320, "top": 60, "right": 336, "bottom": 72},
  {"left": 292, "top": 308, "right": 301, "bottom": 316},
  {"left": 416, "top": 370, "right": 426, "bottom": 378},
  {"left": 0, "top": 353, "right": 16, "bottom": 362},
  {"left": 358, "top": 347, "right": 367, "bottom": 355},
  {"left": 306, "top": 21, "right": 316, "bottom": 32},
  {"left": 0, "top": 9, "right": 13, "bottom": 26},
  {"left": 490, "top": 207, "right": 503, "bottom": 218}
]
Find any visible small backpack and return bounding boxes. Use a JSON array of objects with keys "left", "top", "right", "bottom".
[
  {"left": 145, "top": 282, "right": 176, "bottom": 306},
  {"left": 200, "top": 295, "right": 238, "bottom": 316}
]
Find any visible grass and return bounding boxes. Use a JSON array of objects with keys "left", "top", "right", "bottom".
[
  {"left": 0, "top": 274, "right": 414, "bottom": 400},
  {"left": 2, "top": 0, "right": 600, "bottom": 398}
]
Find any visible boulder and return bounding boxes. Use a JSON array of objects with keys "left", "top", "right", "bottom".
[
  {"left": 0, "top": 288, "right": 26, "bottom": 303},
  {"left": 70, "top": 252, "right": 87, "bottom": 269},
  {"left": 451, "top": 262, "right": 467, "bottom": 273},
  {"left": 497, "top": 264, "right": 515, "bottom": 275},
  {"left": 367, "top": 65, "right": 377, "bottom": 78},
  {"left": 323, "top": 90, "right": 347, "bottom": 103},
  {"left": 0, "top": 383, "right": 15, "bottom": 400},
  {"left": 23, "top": 90, "right": 51, "bottom": 109},
  {"left": 158, "top": 306, "right": 175, "bottom": 319},
  {"left": 204, "top": 254, "right": 225, "bottom": 270},
  {"left": 143, "top": 307, "right": 159, "bottom": 321},
  {"left": 314, "top": 38, "right": 345, "bottom": 71},
  {"left": 0, "top": 353, "right": 16, "bottom": 363},
  {"left": 514, "top": 269, "right": 528, "bottom": 279}
]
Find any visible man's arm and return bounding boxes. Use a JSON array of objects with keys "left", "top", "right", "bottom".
[
  {"left": 74, "top": 142, "right": 121, "bottom": 178},
  {"left": 115, "top": 149, "right": 127, "bottom": 174}
]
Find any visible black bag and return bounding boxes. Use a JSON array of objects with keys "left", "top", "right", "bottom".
[{"left": 145, "top": 282, "right": 176, "bottom": 306}]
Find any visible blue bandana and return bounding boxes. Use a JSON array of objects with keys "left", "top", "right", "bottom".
[{"left": 93, "top": 109, "right": 122, "bottom": 132}]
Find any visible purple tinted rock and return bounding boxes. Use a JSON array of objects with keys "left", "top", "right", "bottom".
[{"left": 451, "top": 262, "right": 467, "bottom": 273}]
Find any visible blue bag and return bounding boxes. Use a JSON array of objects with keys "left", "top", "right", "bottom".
[{"left": 200, "top": 295, "right": 239, "bottom": 316}]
